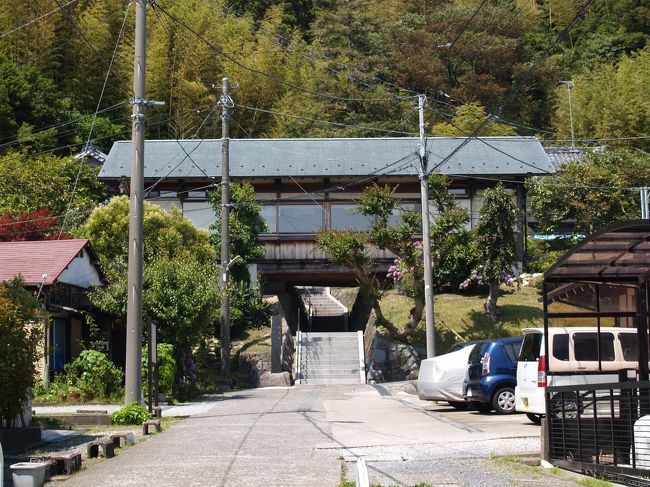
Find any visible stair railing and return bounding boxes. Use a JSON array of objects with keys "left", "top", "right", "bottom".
[{"left": 357, "top": 330, "right": 366, "bottom": 384}]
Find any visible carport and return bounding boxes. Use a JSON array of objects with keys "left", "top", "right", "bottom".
[{"left": 542, "top": 220, "right": 650, "bottom": 484}]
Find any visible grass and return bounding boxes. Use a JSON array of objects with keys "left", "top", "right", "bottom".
[
  {"left": 379, "top": 286, "right": 544, "bottom": 351},
  {"left": 232, "top": 326, "right": 272, "bottom": 354}
]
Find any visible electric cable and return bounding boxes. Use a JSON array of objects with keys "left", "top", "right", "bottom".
[{"left": 0, "top": 0, "right": 80, "bottom": 39}]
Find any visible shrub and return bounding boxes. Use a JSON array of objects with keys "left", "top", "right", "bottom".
[
  {"left": 142, "top": 343, "right": 177, "bottom": 394},
  {"left": 66, "top": 350, "right": 123, "bottom": 399},
  {"left": 111, "top": 402, "right": 151, "bottom": 425},
  {"left": 0, "top": 279, "right": 43, "bottom": 427}
]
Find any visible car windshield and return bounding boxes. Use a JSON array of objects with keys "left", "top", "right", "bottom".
[{"left": 519, "top": 333, "right": 542, "bottom": 361}]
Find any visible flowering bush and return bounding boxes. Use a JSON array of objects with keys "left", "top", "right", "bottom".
[{"left": 459, "top": 266, "right": 517, "bottom": 290}]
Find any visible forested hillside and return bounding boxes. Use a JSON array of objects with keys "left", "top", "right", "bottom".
[{"left": 1, "top": 0, "right": 648, "bottom": 155}]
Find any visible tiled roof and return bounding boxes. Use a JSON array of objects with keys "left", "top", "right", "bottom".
[
  {"left": 100, "top": 136, "right": 554, "bottom": 180},
  {"left": 0, "top": 239, "right": 89, "bottom": 286},
  {"left": 543, "top": 146, "right": 584, "bottom": 169}
]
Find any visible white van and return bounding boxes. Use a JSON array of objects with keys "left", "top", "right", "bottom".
[{"left": 515, "top": 327, "right": 642, "bottom": 423}]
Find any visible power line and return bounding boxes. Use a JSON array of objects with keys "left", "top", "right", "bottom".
[
  {"left": 428, "top": 0, "right": 596, "bottom": 175},
  {"left": 52, "top": 0, "right": 134, "bottom": 97},
  {"left": 0, "top": 0, "right": 80, "bottom": 39},
  {"left": 152, "top": 1, "right": 412, "bottom": 104},
  {"left": 446, "top": 0, "right": 489, "bottom": 52},
  {"left": 237, "top": 104, "right": 418, "bottom": 136}
]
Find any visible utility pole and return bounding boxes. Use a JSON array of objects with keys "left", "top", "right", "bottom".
[
  {"left": 641, "top": 187, "right": 650, "bottom": 219},
  {"left": 124, "top": 0, "right": 147, "bottom": 405},
  {"left": 418, "top": 94, "right": 436, "bottom": 358},
  {"left": 559, "top": 80, "right": 575, "bottom": 147},
  {"left": 219, "top": 77, "right": 233, "bottom": 375}
]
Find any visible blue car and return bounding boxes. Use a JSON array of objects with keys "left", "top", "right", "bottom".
[{"left": 463, "top": 337, "right": 523, "bottom": 414}]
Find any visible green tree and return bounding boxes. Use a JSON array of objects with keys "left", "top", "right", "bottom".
[
  {"left": 77, "top": 195, "right": 215, "bottom": 272},
  {"left": 553, "top": 48, "right": 650, "bottom": 149},
  {"left": 0, "top": 153, "right": 106, "bottom": 229},
  {"left": 432, "top": 102, "right": 517, "bottom": 136},
  {"left": 473, "top": 184, "right": 518, "bottom": 320},
  {"left": 318, "top": 176, "right": 469, "bottom": 339},
  {"left": 527, "top": 148, "right": 650, "bottom": 235},
  {"left": 210, "top": 182, "right": 267, "bottom": 283},
  {"left": 0, "top": 278, "right": 44, "bottom": 428}
]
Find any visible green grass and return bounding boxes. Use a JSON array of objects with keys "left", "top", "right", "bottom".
[
  {"left": 232, "top": 326, "right": 272, "bottom": 354},
  {"left": 379, "top": 286, "right": 544, "bottom": 351}
]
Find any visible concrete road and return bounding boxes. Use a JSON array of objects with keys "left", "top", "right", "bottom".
[{"left": 54, "top": 384, "right": 574, "bottom": 487}]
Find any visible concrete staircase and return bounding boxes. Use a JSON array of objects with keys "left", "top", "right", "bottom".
[
  {"left": 297, "top": 332, "right": 365, "bottom": 385},
  {"left": 297, "top": 287, "right": 348, "bottom": 332}
]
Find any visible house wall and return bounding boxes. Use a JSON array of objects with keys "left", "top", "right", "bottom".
[{"left": 58, "top": 249, "right": 103, "bottom": 288}]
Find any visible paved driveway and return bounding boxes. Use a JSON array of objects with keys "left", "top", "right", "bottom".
[{"left": 54, "top": 384, "right": 578, "bottom": 487}]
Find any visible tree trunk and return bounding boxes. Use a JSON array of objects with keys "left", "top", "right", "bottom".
[
  {"left": 484, "top": 282, "right": 501, "bottom": 320},
  {"left": 396, "top": 295, "right": 425, "bottom": 339}
]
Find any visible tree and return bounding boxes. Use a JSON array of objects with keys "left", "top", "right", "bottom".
[
  {"left": 0, "top": 208, "right": 68, "bottom": 241},
  {"left": 0, "top": 153, "right": 106, "bottom": 229},
  {"left": 77, "top": 195, "right": 215, "bottom": 272},
  {"left": 552, "top": 48, "right": 650, "bottom": 149},
  {"left": 432, "top": 102, "right": 517, "bottom": 137},
  {"left": 0, "top": 278, "right": 44, "bottom": 428},
  {"left": 210, "top": 181, "right": 267, "bottom": 283},
  {"left": 472, "top": 184, "right": 518, "bottom": 320},
  {"left": 318, "top": 176, "right": 470, "bottom": 339},
  {"left": 527, "top": 148, "right": 650, "bottom": 235}
]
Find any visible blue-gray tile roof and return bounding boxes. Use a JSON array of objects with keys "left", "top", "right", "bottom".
[{"left": 99, "top": 137, "right": 554, "bottom": 179}]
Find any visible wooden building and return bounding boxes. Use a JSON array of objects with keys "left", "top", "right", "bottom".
[{"left": 100, "top": 136, "right": 553, "bottom": 309}]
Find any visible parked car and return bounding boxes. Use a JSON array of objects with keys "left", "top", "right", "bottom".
[
  {"left": 463, "top": 337, "right": 523, "bottom": 414},
  {"left": 418, "top": 342, "right": 477, "bottom": 409},
  {"left": 515, "top": 326, "right": 643, "bottom": 424}
]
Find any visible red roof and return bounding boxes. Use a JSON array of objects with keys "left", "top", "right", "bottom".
[{"left": 0, "top": 239, "right": 91, "bottom": 286}]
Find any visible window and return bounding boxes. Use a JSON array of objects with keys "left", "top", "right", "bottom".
[
  {"left": 504, "top": 341, "right": 522, "bottom": 362},
  {"left": 619, "top": 333, "right": 638, "bottom": 362},
  {"left": 519, "top": 333, "right": 542, "bottom": 361},
  {"left": 552, "top": 334, "right": 569, "bottom": 361},
  {"left": 261, "top": 205, "right": 277, "bottom": 233},
  {"left": 573, "top": 332, "right": 615, "bottom": 361},
  {"left": 388, "top": 203, "right": 421, "bottom": 228},
  {"left": 278, "top": 204, "right": 323, "bottom": 233},
  {"left": 469, "top": 342, "right": 489, "bottom": 364},
  {"left": 330, "top": 204, "right": 371, "bottom": 230}
]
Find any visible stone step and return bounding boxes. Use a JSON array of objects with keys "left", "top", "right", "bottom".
[
  {"left": 301, "top": 378, "right": 362, "bottom": 384},
  {"left": 301, "top": 370, "right": 360, "bottom": 376}
]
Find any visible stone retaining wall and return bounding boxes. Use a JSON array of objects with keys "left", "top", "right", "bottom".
[
  {"left": 363, "top": 311, "right": 422, "bottom": 383},
  {"left": 239, "top": 296, "right": 295, "bottom": 388}
]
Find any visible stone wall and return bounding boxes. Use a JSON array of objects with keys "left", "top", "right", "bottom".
[
  {"left": 238, "top": 296, "right": 295, "bottom": 388},
  {"left": 363, "top": 311, "right": 422, "bottom": 383}
]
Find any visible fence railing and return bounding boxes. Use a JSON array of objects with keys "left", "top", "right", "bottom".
[{"left": 546, "top": 380, "right": 650, "bottom": 485}]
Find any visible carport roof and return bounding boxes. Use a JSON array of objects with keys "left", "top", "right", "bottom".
[
  {"left": 544, "top": 220, "right": 650, "bottom": 283},
  {"left": 100, "top": 136, "right": 553, "bottom": 180}
]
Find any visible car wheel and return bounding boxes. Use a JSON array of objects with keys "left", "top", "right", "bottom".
[
  {"left": 526, "top": 413, "right": 543, "bottom": 425},
  {"left": 551, "top": 393, "right": 580, "bottom": 419},
  {"left": 492, "top": 387, "right": 516, "bottom": 414},
  {"left": 448, "top": 401, "right": 468, "bottom": 410}
]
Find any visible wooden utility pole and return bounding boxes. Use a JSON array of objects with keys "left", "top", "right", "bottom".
[
  {"left": 124, "top": 0, "right": 147, "bottom": 405},
  {"left": 418, "top": 94, "right": 436, "bottom": 358},
  {"left": 219, "top": 77, "right": 232, "bottom": 375}
]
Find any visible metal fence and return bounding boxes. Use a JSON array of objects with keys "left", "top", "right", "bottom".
[{"left": 547, "top": 380, "right": 650, "bottom": 485}]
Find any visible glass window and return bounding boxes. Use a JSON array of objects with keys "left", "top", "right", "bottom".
[
  {"left": 619, "top": 333, "right": 638, "bottom": 362},
  {"left": 519, "top": 333, "right": 542, "bottom": 361},
  {"left": 278, "top": 204, "right": 322, "bottom": 233},
  {"left": 574, "top": 332, "right": 615, "bottom": 361},
  {"left": 330, "top": 204, "right": 371, "bottom": 230},
  {"left": 552, "top": 334, "right": 569, "bottom": 361},
  {"left": 469, "top": 342, "right": 489, "bottom": 364},
  {"left": 504, "top": 341, "right": 522, "bottom": 363},
  {"left": 388, "top": 203, "right": 421, "bottom": 228},
  {"left": 261, "top": 205, "right": 277, "bottom": 233}
]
